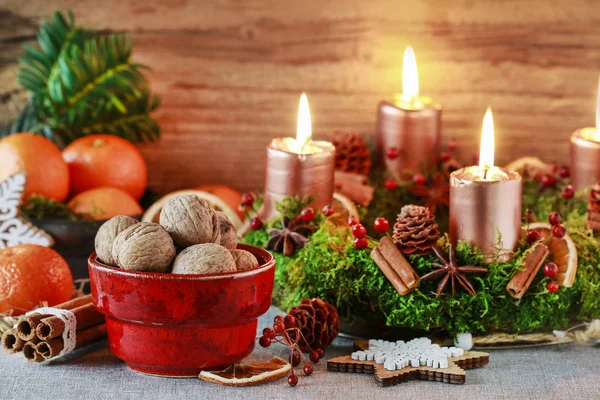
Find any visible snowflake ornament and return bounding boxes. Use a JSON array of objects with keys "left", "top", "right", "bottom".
[
  {"left": 328, "top": 337, "right": 489, "bottom": 386},
  {"left": 0, "top": 173, "right": 53, "bottom": 249}
]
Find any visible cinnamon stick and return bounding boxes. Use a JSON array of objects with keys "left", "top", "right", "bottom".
[
  {"left": 36, "top": 303, "right": 104, "bottom": 341},
  {"left": 506, "top": 242, "right": 549, "bottom": 299},
  {"left": 371, "top": 237, "right": 420, "bottom": 296},
  {"left": 16, "top": 313, "right": 50, "bottom": 341},
  {"left": 37, "top": 323, "right": 107, "bottom": 360},
  {"left": 22, "top": 342, "right": 43, "bottom": 362},
  {"left": 334, "top": 171, "right": 374, "bottom": 206},
  {"left": 1, "top": 329, "right": 24, "bottom": 353}
]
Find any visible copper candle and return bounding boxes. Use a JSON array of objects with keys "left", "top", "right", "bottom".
[
  {"left": 570, "top": 79, "right": 600, "bottom": 191},
  {"left": 376, "top": 46, "right": 442, "bottom": 178},
  {"left": 263, "top": 94, "right": 335, "bottom": 220},
  {"left": 449, "top": 108, "right": 522, "bottom": 263}
]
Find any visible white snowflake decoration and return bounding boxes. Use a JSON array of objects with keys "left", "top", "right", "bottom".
[
  {"left": 0, "top": 173, "right": 53, "bottom": 249},
  {"left": 351, "top": 337, "right": 464, "bottom": 371}
]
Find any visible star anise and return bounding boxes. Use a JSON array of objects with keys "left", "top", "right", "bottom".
[
  {"left": 265, "top": 216, "right": 315, "bottom": 256},
  {"left": 421, "top": 246, "right": 488, "bottom": 298},
  {"left": 409, "top": 172, "right": 450, "bottom": 215}
]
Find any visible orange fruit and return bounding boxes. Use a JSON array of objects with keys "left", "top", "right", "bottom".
[
  {"left": 0, "top": 245, "right": 73, "bottom": 315},
  {"left": 0, "top": 133, "right": 70, "bottom": 202},
  {"left": 142, "top": 190, "right": 243, "bottom": 228},
  {"left": 68, "top": 187, "right": 143, "bottom": 220},
  {"left": 195, "top": 185, "right": 245, "bottom": 220},
  {"left": 526, "top": 223, "right": 578, "bottom": 287},
  {"left": 62, "top": 135, "right": 148, "bottom": 200},
  {"left": 199, "top": 357, "right": 291, "bottom": 386}
]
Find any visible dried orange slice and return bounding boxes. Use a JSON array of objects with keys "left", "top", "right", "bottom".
[
  {"left": 198, "top": 357, "right": 291, "bottom": 386},
  {"left": 526, "top": 223, "right": 578, "bottom": 287},
  {"left": 505, "top": 157, "right": 553, "bottom": 180},
  {"left": 142, "top": 190, "right": 243, "bottom": 229},
  {"left": 328, "top": 192, "right": 360, "bottom": 227}
]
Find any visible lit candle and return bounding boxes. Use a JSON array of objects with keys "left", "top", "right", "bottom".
[
  {"left": 449, "top": 108, "right": 522, "bottom": 263},
  {"left": 263, "top": 93, "right": 336, "bottom": 220},
  {"left": 376, "top": 46, "right": 442, "bottom": 178},
  {"left": 570, "top": 77, "right": 600, "bottom": 191}
]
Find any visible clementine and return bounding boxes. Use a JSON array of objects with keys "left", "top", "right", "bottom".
[
  {"left": 68, "top": 187, "right": 143, "bottom": 220},
  {"left": 0, "top": 245, "right": 73, "bottom": 315},
  {"left": 62, "top": 135, "right": 148, "bottom": 200},
  {"left": 0, "top": 133, "right": 70, "bottom": 202}
]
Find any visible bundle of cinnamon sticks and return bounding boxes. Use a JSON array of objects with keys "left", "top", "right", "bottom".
[{"left": 1, "top": 294, "right": 106, "bottom": 362}]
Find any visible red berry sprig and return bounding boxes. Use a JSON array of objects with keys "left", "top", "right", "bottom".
[
  {"left": 384, "top": 177, "right": 398, "bottom": 191},
  {"left": 548, "top": 211, "right": 561, "bottom": 226},
  {"left": 543, "top": 262, "right": 558, "bottom": 278},
  {"left": 250, "top": 217, "right": 263, "bottom": 230},
  {"left": 239, "top": 192, "right": 265, "bottom": 231},
  {"left": 412, "top": 173, "right": 426, "bottom": 185},
  {"left": 373, "top": 217, "right": 390, "bottom": 234},
  {"left": 300, "top": 207, "right": 315, "bottom": 222},
  {"left": 547, "top": 281, "right": 559, "bottom": 293},
  {"left": 322, "top": 204, "right": 335, "bottom": 217},
  {"left": 541, "top": 174, "right": 556, "bottom": 188},
  {"left": 258, "top": 313, "right": 325, "bottom": 387},
  {"left": 562, "top": 185, "right": 575, "bottom": 200},
  {"left": 386, "top": 147, "right": 400, "bottom": 160}
]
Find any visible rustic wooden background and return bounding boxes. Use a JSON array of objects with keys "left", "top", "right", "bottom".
[{"left": 1, "top": 0, "right": 599, "bottom": 193}]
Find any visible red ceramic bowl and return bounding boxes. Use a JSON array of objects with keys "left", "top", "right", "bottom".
[{"left": 88, "top": 244, "right": 275, "bottom": 377}]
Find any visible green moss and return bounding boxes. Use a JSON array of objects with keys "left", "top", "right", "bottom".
[
  {"left": 20, "top": 195, "right": 92, "bottom": 221},
  {"left": 243, "top": 179, "right": 600, "bottom": 336}
]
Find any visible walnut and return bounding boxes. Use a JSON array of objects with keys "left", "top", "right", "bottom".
[
  {"left": 159, "top": 194, "right": 220, "bottom": 247},
  {"left": 111, "top": 222, "right": 176, "bottom": 272},
  {"left": 217, "top": 211, "right": 237, "bottom": 250},
  {"left": 95, "top": 216, "right": 138, "bottom": 265},
  {"left": 230, "top": 249, "right": 259, "bottom": 271},
  {"left": 172, "top": 243, "right": 236, "bottom": 275}
]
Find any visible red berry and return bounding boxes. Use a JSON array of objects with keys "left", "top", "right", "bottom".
[
  {"left": 300, "top": 207, "right": 315, "bottom": 222},
  {"left": 386, "top": 147, "right": 400, "bottom": 159},
  {"left": 351, "top": 224, "right": 367, "bottom": 239},
  {"left": 384, "top": 178, "right": 398, "bottom": 191},
  {"left": 309, "top": 352, "right": 320, "bottom": 363},
  {"left": 562, "top": 185, "right": 575, "bottom": 199},
  {"left": 551, "top": 162, "right": 559, "bottom": 174},
  {"left": 288, "top": 374, "right": 298, "bottom": 387},
  {"left": 303, "top": 364, "right": 314, "bottom": 376},
  {"left": 541, "top": 174, "right": 556, "bottom": 187},
  {"left": 348, "top": 215, "right": 359, "bottom": 226},
  {"left": 547, "top": 281, "right": 559, "bottom": 293},
  {"left": 353, "top": 237, "right": 368, "bottom": 250},
  {"left": 322, "top": 204, "right": 334, "bottom": 217},
  {"left": 526, "top": 230, "right": 542, "bottom": 245},
  {"left": 440, "top": 151, "right": 452, "bottom": 162},
  {"left": 283, "top": 315, "right": 297, "bottom": 328},
  {"left": 559, "top": 166, "right": 570, "bottom": 178},
  {"left": 274, "top": 315, "right": 284, "bottom": 324},
  {"left": 259, "top": 336, "right": 271, "bottom": 348},
  {"left": 250, "top": 217, "right": 263, "bottom": 230},
  {"left": 543, "top": 262, "right": 559, "bottom": 278},
  {"left": 273, "top": 322, "right": 285, "bottom": 334},
  {"left": 241, "top": 192, "right": 255, "bottom": 206},
  {"left": 552, "top": 224, "right": 567, "bottom": 239},
  {"left": 412, "top": 173, "right": 426, "bottom": 185},
  {"left": 373, "top": 217, "right": 390, "bottom": 234},
  {"left": 290, "top": 352, "right": 301, "bottom": 367},
  {"left": 548, "top": 211, "right": 561, "bottom": 226},
  {"left": 262, "top": 327, "right": 275, "bottom": 339},
  {"left": 316, "top": 348, "right": 325, "bottom": 359},
  {"left": 447, "top": 139, "right": 458, "bottom": 152}
]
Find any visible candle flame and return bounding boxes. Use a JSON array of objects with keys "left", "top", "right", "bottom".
[
  {"left": 296, "top": 93, "right": 312, "bottom": 152},
  {"left": 479, "top": 107, "right": 495, "bottom": 171},
  {"left": 402, "top": 46, "right": 419, "bottom": 102}
]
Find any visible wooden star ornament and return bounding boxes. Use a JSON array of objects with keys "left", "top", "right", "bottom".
[
  {"left": 327, "top": 338, "right": 489, "bottom": 387},
  {"left": 0, "top": 173, "right": 53, "bottom": 249}
]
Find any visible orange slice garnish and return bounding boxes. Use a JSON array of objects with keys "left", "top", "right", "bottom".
[{"left": 198, "top": 357, "right": 291, "bottom": 386}]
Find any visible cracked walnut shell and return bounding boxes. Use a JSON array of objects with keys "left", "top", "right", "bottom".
[
  {"left": 172, "top": 243, "right": 236, "bottom": 275},
  {"left": 159, "top": 194, "right": 220, "bottom": 247},
  {"left": 111, "top": 222, "right": 176, "bottom": 272},
  {"left": 95, "top": 215, "right": 139, "bottom": 266}
]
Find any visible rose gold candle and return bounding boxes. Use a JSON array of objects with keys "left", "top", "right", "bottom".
[
  {"left": 449, "top": 108, "right": 522, "bottom": 263},
  {"left": 263, "top": 94, "right": 335, "bottom": 220},
  {"left": 570, "top": 79, "right": 600, "bottom": 191},
  {"left": 376, "top": 46, "right": 442, "bottom": 178}
]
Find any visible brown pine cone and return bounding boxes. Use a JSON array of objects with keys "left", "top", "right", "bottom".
[
  {"left": 330, "top": 130, "right": 371, "bottom": 175},
  {"left": 288, "top": 298, "right": 340, "bottom": 352},
  {"left": 393, "top": 205, "right": 440, "bottom": 255}
]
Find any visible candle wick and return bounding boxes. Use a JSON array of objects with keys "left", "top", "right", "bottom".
[{"left": 483, "top": 167, "right": 489, "bottom": 180}]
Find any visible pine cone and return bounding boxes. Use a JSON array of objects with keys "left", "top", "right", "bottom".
[
  {"left": 330, "top": 130, "right": 371, "bottom": 174},
  {"left": 393, "top": 205, "right": 440, "bottom": 255},
  {"left": 288, "top": 298, "right": 340, "bottom": 352}
]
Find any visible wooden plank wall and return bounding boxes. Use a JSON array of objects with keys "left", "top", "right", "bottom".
[{"left": 1, "top": 0, "right": 599, "bottom": 193}]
